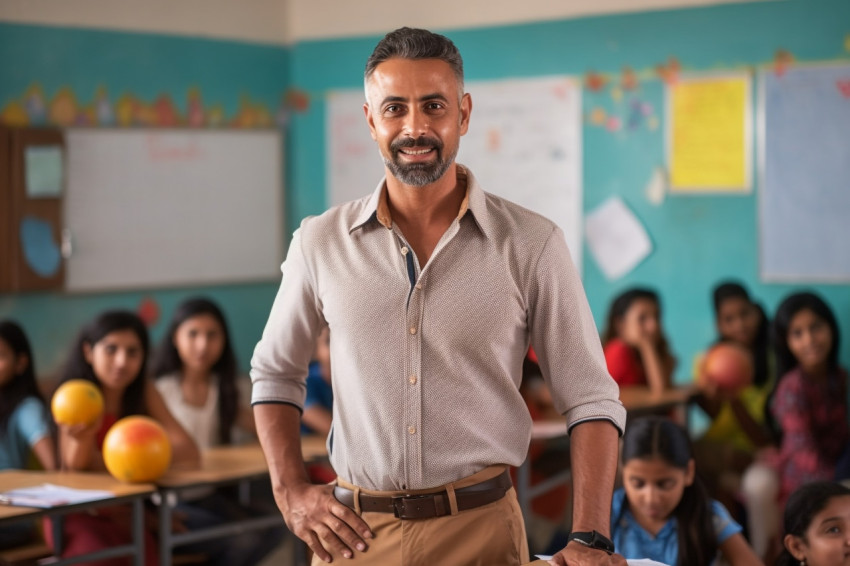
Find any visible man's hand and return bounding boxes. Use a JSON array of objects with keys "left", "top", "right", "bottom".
[
  {"left": 276, "top": 481, "right": 373, "bottom": 563},
  {"left": 549, "top": 543, "right": 627, "bottom": 565}
]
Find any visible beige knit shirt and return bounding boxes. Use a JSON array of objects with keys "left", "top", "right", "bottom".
[{"left": 251, "top": 166, "right": 625, "bottom": 491}]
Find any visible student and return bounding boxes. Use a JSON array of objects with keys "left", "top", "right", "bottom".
[
  {"left": 694, "top": 282, "right": 774, "bottom": 510},
  {"left": 300, "top": 326, "right": 333, "bottom": 437},
  {"left": 741, "top": 291, "right": 849, "bottom": 560},
  {"left": 778, "top": 481, "right": 850, "bottom": 566},
  {"left": 602, "top": 288, "right": 676, "bottom": 395},
  {"left": 151, "top": 297, "right": 281, "bottom": 566},
  {"left": 611, "top": 416, "right": 763, "bottom": 566},
  {"left": 47, "top": 310, "right": 200, "bottom": 566},
  {"left": 0, "top": 320, "right": 56, "bottom": 549}
]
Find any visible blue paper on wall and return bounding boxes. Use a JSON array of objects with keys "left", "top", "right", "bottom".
[{"left": 19, "top": 216, "right": 60, "bottom": 277}]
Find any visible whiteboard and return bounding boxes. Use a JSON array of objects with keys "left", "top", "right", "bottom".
[
  {"left": 65, "top": 129, "right": 284, "bottom": 292},
  {"left": 759, "top": 64, "right": 850, "bottom": 281},
  {"left": 327, "top": 76, "right": 583, "bottom": 267}
]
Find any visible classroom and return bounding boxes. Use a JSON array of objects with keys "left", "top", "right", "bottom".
[{"left": 1, "top": 0, "right": 849, "bottom": 565}]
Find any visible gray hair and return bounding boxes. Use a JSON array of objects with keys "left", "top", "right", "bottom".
[{"left": 364, "top": 27, "right": 464, "bottom": 97}]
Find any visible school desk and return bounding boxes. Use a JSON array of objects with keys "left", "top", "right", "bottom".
[
  {"left": 154, "top": 436, "right": 328, "bottom": 566},
  {"left": 0, "top": 469, "right": 155, "bottom": 565}
]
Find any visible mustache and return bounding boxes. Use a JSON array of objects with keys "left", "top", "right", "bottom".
[{"left": 391, "top": 136, "right": 443, "bottom": 152}]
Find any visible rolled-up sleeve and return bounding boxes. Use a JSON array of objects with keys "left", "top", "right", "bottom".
[
  {"left": 250, "top": 223, "right": 324, "bottom": 409},
  {"left": 528, "top": 227, "right": 626, "bottom": 434}
]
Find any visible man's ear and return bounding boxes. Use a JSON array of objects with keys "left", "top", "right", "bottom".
[
  {"left": 363, "top": 102, "right": 378, "bottom": 141},
  {"left": 459, "top": 92, "right": 472, "bottom": 136}
]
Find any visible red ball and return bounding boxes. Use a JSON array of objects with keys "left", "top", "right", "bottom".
[{"left": 701, "top": 342, "right": 754, "bottom": 395}]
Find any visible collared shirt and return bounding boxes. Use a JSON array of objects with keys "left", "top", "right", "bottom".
[
  {"left": 610, "top": 488, "right": 741, "bottom": 565},
  {"left": 251, "top": 165, "right": 625, "bottom": 491}
]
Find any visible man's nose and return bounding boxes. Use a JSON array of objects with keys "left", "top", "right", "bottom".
[{"left": 403, "top": 108, "right": 429, "bottom": 138}]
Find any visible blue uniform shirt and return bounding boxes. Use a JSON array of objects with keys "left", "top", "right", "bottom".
[
  {"left": 300, "top": 361, "right": 333, "bottom": 435},
  {"left": 610, "top": 487, "right": 742, "bottom": 566},
  {"left": 0, "top": 397, "right": 50, "bottom": 470}
]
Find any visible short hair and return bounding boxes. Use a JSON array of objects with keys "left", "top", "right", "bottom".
[{"left": 364, "top": 27, "right": 464, "bottom": 92}]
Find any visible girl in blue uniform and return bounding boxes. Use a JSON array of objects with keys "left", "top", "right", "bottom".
[{"left": 611, "top": 416, "right": 763, "bottom": 566}]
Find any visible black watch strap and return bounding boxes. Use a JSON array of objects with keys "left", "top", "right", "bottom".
[{"left": 566, "top": 530, "right": 615, "bottom": 554}]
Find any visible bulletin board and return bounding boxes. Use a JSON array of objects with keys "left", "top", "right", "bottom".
[
  {"left": 326, "top": 76, "right": 583, "bottom": 266},
  {"left": 64, "top": 129, "right": 284, "bottom": 292},
  {"left": 759, "top": 63, "right": 850, "bottom": 282}
]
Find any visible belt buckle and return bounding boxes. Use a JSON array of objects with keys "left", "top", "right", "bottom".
[{"left": 391, "top": 494, "right": 433, "bottom": 519}]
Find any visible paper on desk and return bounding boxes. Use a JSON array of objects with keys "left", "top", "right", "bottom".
[
  {"left": 584, "top": 196, "right": 652, "bottom": 280},
  {"left": 535, "top": 557, "right": 668, "bottom": 566},
  {"left": 0, "top": 483, "right": 113, "bottom": 508}
]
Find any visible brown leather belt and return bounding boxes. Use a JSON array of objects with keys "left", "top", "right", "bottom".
[{"left": 333, "top": 470, "right": 512, "bottom": 520}]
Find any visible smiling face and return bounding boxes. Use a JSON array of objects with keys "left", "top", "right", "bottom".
[
  {"left": 173, "top": 313, "right": 225, "bottom": 376},
  {"left": 83, "top": 329, "right": 144, "bottom": 392},
  {"left": 622, "top": 457, "right": 695, "bottom": 534},
  {"left": 786, "top": 495, "right": 850, "bottom": 566},
  {"left": 717, "top": 296, "right": 761, "bottom": 347},
  {"left": 364, "top": 57, "right": 471, "bottom": 188},
  {"left": 787, "top": 308, "right": 833, "bottom": 375}
]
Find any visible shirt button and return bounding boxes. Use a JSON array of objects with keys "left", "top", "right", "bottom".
[
  {"left": 401, "top": 246, "right": 409, "bottom": 255},
  {"left": 409, "top": 375, "right": 417, "bottom": 385},
  {"left": 409, "top": 327, "right": 417, "bottom": 335},
  {"left": 408, "top": 426, "right": 416, "bottom": 435}
]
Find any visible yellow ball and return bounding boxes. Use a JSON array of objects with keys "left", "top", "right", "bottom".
[
  {"left": 51, "top": 380, "right": 104, "bottom": 426},
  {"left": 103, "top": 416, "right": 172, "bottom": 483}
]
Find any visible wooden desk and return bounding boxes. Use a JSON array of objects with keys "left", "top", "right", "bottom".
[
  {"left": 155, "top": 438, "right": 328, "bottom": 566},
  {"left": 0, "top": 470, "right": 155, "bottom": 566}
]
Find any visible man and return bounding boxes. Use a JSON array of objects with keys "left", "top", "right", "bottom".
[{"left": 251, "top": 27, "right": 626, "bottom": 566}]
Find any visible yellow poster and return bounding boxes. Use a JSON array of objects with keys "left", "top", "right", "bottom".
[{"left": 668, "top": 74, "right": 751, "bottom": 191}]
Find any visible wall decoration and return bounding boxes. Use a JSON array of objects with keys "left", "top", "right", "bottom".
[{"left": 0, "top": 83, "right": 285, "bottom": 129}]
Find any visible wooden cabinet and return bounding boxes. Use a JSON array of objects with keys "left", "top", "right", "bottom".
[{"left": 0, "top": 127, "right": 65, "bottom": 292}]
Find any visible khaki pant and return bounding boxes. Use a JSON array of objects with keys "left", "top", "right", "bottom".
[{"left": 314, "top": 466, "right": 529, "bottom": 566}]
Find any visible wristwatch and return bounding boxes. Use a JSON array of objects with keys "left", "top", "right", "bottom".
[{"left": 566, "top": 530, "right": 615, "bottom": 554}]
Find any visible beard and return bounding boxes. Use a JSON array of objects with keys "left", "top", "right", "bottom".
[{"left": 382, "top": 135, "right": 457, "bottom": 187}]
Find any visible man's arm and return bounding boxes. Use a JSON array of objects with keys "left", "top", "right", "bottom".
[
  {"left": 551, "top": 419, "right": 625, "bottom": 566},
  {"left": 254, "top": 403, "right": 372, "bottom": 563}
]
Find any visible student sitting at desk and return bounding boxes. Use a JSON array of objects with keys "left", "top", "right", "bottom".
[
  {"left": 47, "top": 310, "right": 200, "bottom": 566},
  {"left": 152, "top": 297, "right": 281, "bottom": 566},
  {"left": 693, "top": 282, "right": 774, "bottom": 519},
  {"left": 0, "top": 320, "right": 56, "bottom": 550},
  {"left": 602, "top": 288, "right": 676, "bottom": 396}
]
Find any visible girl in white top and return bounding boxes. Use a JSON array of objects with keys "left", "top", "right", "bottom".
[{"left": 153, "top": 297, "right": 278, "bottom": 566}]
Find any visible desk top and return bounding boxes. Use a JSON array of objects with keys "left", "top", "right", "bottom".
[
  {"left": 619, "top": 385, "right": 697, "bottom": 412},
  {"left": 0, "top": 470, "right": 155, "bottom": 520},
  {"left": 157, "top": 437, "right": 328, "bottom": 488}
]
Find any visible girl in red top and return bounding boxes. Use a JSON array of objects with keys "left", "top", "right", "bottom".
[
  {"left": 601, "top": 288, "right": 676, "bottom": 395},
  {"left": 48, "top": 311, "right": 200, "bottom": 566}
]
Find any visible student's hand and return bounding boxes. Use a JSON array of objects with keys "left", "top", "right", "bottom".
[
  {"left": 276, "top": 481, "right": 372, "bottom": 563},
  {"left": 549, "top": 544, "right": 627, "bottom": 565},
  {"left": 62, "top": 414, "right": 103, "bottom": 441}
]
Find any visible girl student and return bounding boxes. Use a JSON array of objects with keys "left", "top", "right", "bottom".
[
  {"left": 601, "top": 288, "right": 676, "bottom": 395},
  {"left": 693, "top": 282, "right": 774, "bottom": 513},
  {"left": 741, "top": 291, "right": 850, "bottom": 560},
  {"left": 778, "top": 481, "right": 850, "bottom": 566},
  {"left": 151, "top": 297, "right": 281, "bottom": 566},
  {"left": 48, "top": 310, "right": 200, "bottom": 566},
  {"left": 0, "top": 320, "right": 56, "bottom": 549},
  {"left": 611, "top": 416, "right": 763, "bottom": 566}
]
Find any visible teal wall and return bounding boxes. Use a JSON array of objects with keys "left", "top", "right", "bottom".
[
  {"left": 1, "top": 0, "right": 849, "bottom": 388},
  {"left": 0, "top": 23, "right": 290, "bottom": 375},
  {"left": 286, "top": 0, "right": 850, "bottom": 391}
]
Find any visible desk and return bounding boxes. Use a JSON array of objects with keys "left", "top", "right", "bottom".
[
  {"left": 155, "top": 438, "right": 328, "bottom": 566},
  {"left": 0, "top": 470, "right": 154, "bottom": 566},
  {"left": 620, "top": 385, "right": 698, "bottom": 431}
]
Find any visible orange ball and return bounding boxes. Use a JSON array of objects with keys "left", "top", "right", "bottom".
[
  {"left": 103, "top": 416, "right": 172, "bottom": 483},
  {"left": 51, "top": 380, "right": 104, "bottom": 426},
  {"left": 701, "top": 342, "right": 754, "bottom": 396}
]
